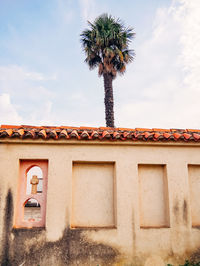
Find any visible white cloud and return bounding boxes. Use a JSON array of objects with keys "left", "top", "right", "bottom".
[
  {"left": 0, "top": 65, "right": 57, "bottom": 125},
  {"left": 0, "top": 93, "right": 57, "bottom": 126},
  {"left": 0, "top": 65, "right": 56, "bottom": 82},
  {"left": 0, "top": 93, "right": 22, "bottom": 124},
  {"left": 177, "top": 0, "right": 200, "bottom": 90},
  {"left": 28, "top": 100, "right": 56, "bottom": 126},
  {"left": 116, "top": 0, "right": 200, "bottom": 129}
]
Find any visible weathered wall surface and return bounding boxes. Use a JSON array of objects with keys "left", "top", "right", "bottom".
[{"left": 1, "top": 140, "right": 200, "bottom": 265}]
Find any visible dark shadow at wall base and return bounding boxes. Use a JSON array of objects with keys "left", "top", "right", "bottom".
[{"left": 9, "top": 228, "right": 119, "bottom": 266}]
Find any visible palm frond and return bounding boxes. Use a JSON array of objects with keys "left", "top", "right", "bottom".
[{"left": 80, "top": 13, "right": 135, "bottom": 77}]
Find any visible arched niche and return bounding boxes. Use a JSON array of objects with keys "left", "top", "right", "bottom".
[
  {"left": 26, "top": 166, "right": 43, "bottom": 194},
  {"left": 24, "top": 198, "right": 41, "bottom": 222},
  {"left": 15, "top": 160, "right": 48, "bottom": 228}
]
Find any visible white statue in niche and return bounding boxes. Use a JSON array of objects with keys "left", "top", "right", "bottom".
[{"left": 26, "top": 166, "right": 43, "bottom": 194}]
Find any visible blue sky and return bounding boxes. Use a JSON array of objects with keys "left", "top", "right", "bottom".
[{"left": 0, "top": 0, "right": 200, "bottom": 128}]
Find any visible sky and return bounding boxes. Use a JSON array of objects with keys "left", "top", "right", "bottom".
[{"left": 0, "top": 0, "right": 200, "bottom": 129}]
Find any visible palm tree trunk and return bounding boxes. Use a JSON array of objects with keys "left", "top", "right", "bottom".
[{"left": 103, "top": 73, "right": 115, "bottom": 127}]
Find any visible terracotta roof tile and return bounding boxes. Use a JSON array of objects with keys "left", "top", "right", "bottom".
[
  {"left": 91, "top": 130, "right": 99, "bottom": 138},
  {"left": 102, "top": 131, "right": 110, "bottom": 138},
  {"left": 144, "top": 132, "right": 152, "bottom": 139},
  {"left": 153, "top": 133, "right": 161, "bottom": 140},
  {"left": 39, "top": 129, "right": 47, "bottom": 139},
  {"left": 193, "top": 133, "right": 200, "bottom": 140},
  {"left": 18, "top": 129, "right": 25, "bottom": 137},
  {"left": 113, "top": 131, "right": 121, "bottom": 139},
  {"left": 163, "top": 132, "right": 171, "bottom": 139},
  {"left": 152, "top": 128, "right": 170, "bottom": 132},
  {"left": 59, "top": 129, "right": 69, "bottom": 139},
  {"left": 79, "top": 126, "right": 98, "bottom": 130},
  {"left": 61, "top": 126, "right": 79, "bottom": 130},
  {"left": 99, "top": 127, "right": 114, "bottom": 130},
  {"left": 24, "top": 130, "right": 34, "bottom": 139},
  {"left": 133, "top": 132, "right": 138, "bottom": 138},
  {"left": 187, "top": 129, "right": 200, "bottom": 133},
  {"left": 81, "top": 130, "right": 90, "bottom": 139},
  {"left": 183, "top": 133, "right": 192, "bottom": 140},
  {"left": 1, "top": 125, "right": 200, "bottom": 143},
  {"left": 135, "top": 128, "right": 152, "bottom": 132},
  {"left": 20, "top": 125, "right": 40, "bottom": 128},
  {"left": 173, "top": 132, "right": 182, "bottom": 140},
  {"left": 49, "top": 129, "right": 58, "bottom": 139},
  {"left": 116, "top": 127, "right": 135, "bottom": 131},
  {"left": 123, "top": 131, "right": 131, "bottom": 138},
  {"left": 1, "top": 125, "right": 21, "bottom": 129},
  {"left": 6, "top": 129, "right": 13, "bottom": 136},
  {"left": 70, "top": 129, "right": 80, "bottom": 139}
]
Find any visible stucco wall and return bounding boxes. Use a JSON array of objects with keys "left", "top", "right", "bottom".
[{"left": 0, "top": 139, "right": 200, "bottom": 265}]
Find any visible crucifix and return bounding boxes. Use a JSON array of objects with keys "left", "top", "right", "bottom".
[{"left": 30, "top": 175, "right": 39, "bottom": 194}]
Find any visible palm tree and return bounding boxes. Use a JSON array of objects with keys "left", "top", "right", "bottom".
[{"left": 80, "top": 14, "right": 135, "bottom": 127}]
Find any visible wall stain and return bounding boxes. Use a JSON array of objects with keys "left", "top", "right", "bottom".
[
  {"left": 9, "top": 228, "right": 119, "bottom": 266},
  {"left": 183, "top": 199, "right": 188, "bottom": 225},
  {"left": 0, "top": 189, "right": 119, "bottom": 265},
  {"left": 190, "top": 248, "right": 200, "bottom": 264},
  {"left": 1, "top": 189, "right": 13, "bottom": 266},
  {"left": 173, "top": 200, "right": 179, "bottom": 224}
]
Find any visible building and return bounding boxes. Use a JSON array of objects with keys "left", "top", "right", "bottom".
[{"left": 1, "top": 125, "right": 200, "bottom": 265}]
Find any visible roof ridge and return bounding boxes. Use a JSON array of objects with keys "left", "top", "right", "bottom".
[{"left": 0, "top": 125, "right": 200, "bottom": 142}]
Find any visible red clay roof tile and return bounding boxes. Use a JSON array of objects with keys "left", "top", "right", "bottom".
[
  {"left": 1, "top": 125, "right": 21, "bottom": 129},
  {"left": 0, "top": 125, "right": 200, "bottom": 143},
  {"left": 123, "top": 132, "right": 130, "bottom": 138},
  {"left": 183, "top": 133, "right": 192, "bottom": 140},
  {"left": 91, "top": 130, "right": 99, "bottom": 138},
  {"left": 163, "top": 132, "right": 171, "bottom": 139},
  {"left": 173, "top": 133, "right": 182, "bottom": 140},
  {"left": 152, "top": 128, "right": 170, "bottom": 132},
  {"left": 39, "top": 129, "right": 47, "bottom": 138},
  {"left": 6, "top": 129, "right": 13, "bottom": 136},
  {"left": 18, "top": 129, "right": 25, "bottom": 137},
  {"left": 153, "top": 133, "right": 161, "bottom": 139},
  {"left": 81, "top": 130, "right": 90, "bottom": 139},
  {"left": 102, "top": 131, "right": 110, "bottom": 138},
  {"left": 193, "top": 133, "right": 200, "bottom": 140},
  {"left": 135, "top": 128, "right": 152, "bottom": 132},
  {"left": 99, "top": 127, "right": 113, "bottom": 130},
  {"left": 113, "top": 131, "right": 121, "bottom": 139},
  {"left": 79, "top": 126, "right": 98, "bottom": 130},
  {"left": 70, "top": 130, "right": 80, "bottom": 139},
  {"left": 144, "top": 132, "right": 152, "bottom": 139},
  {"left": 60, "top": 129, "right": 69, "bottom": 139},
  {"left": 61, "top": 126, "right": 79, "bottom": 129},
  {"left": 116, "top": 127, "right": 135, "bottom": 131},
  {"left": 187, "top": 129, "right": 200, "bottom": 132},
  {"left": 49, "top": 129, "right": 58, "bottom": 139}
]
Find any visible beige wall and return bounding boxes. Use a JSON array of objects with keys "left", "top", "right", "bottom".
[
  {"left": 1, "top": 139, "right": 200, "bottom": 265},
  {"left": 72, "top": 162, "right": 115, "bottom": 228},
  {"left": 188, "top": 165, "right": 200, "bottom": 227},
  {"left": 139, "top": 164, "right": 169, "bottom": 228}
]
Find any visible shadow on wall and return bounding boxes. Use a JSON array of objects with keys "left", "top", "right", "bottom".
[{"left": 2, "top": 189, "right": 13, "bottom": 266}]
